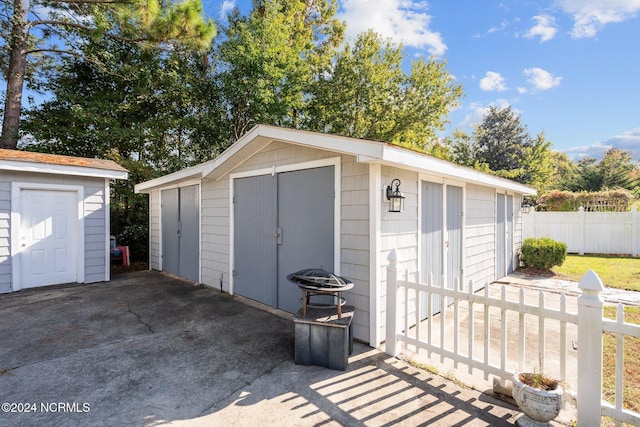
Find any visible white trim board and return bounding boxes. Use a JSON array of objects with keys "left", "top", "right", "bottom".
[
  {"left": 1, "top": 160, "right": 127, "bottom": 180},
  {"left": 10, "top": 182, "right": 86, "bottom": 291},
  {"left": 135, "top": 124, "right": 536, "bottom": 196}
]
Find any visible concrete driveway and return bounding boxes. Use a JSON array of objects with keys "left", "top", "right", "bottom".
[{"left": 0, "top": 271, "right": 520, "bottom": 426}]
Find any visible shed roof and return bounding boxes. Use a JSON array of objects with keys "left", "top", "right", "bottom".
[
  {"left": 0, "top": 149, "right": 128, "bottom": 180},
  {"left": 135, "top": 125, "right": 536, "bottom": 195}
]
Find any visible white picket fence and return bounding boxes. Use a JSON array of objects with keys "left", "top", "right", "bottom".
[
  {"left": 384, "top": 249, "right": 640, "bottom": 426},
  {"left": 522, "top": 206, "right": 640, "bottom": 256}
]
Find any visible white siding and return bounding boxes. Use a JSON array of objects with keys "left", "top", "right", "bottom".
[
  {"left": 0, "top": 171, "right": 110, "bottom": 291},
  {"left": 0, "top": 180, "right": 10, "bottom": 292},
  {"left": 149, "top": 190, "right": 161, "bottom": 271},
  {"left": 200, "top": 178, "right": 229, "bottom": 289},
  {"left": 464, "top": 184, "right": 496, "bottom": 285},
  {"left": 341, "top": 158, "right": 369, "bottom": 341},
  {"left": 84, "top": 184, "right": 107, "bottom": 283},
  {"left": 378, "top": 167, "right": 420, "bottom": 341}
]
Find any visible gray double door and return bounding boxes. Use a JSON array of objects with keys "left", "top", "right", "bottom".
[
  {"left": 496, "top": 193, "right": 514, "bottom": 279},
  {"left": 421, "top": 181, "right": 463, "bottom": 315},
  {"left": 161, "top": 185, "right": 200, "bottom": 282},
  {"left": 233, "top": 166, "right": 335, "bottom": 313}
]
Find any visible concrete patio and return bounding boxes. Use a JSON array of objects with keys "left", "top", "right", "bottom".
[{"left": 0, "top": 271, "right": 521, "bottom": 426}]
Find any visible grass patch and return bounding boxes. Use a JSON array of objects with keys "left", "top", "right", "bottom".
[
  {"left": 602, "top": 305, "right": 640, "bottom": 414},
  {"left": 406, "top": 359, "right": 439, "bottom": 375},
  {"left": 551, "top": 254, "right": 640, "bottom": 291}
]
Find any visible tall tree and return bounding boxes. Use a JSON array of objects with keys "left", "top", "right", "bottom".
[
  {"left": 213, "top": 0, "right": 344, "bottom": 143},
  {"left": 548, "top": 151, "right": 579, "bottom": 191},
  {"left": 473, "top": 105, "right": 533, "bottom": 175},
  {"left": 21, "top": 38, "right": 218, "bottom": 171},
  {"left": 565, "top": 148, "right": 639, "bottom": 192},
  {"left": 599, "top": 148, "right": 638, "bottom": 190},
  {"left": 307, "top": 30, "right": 463, "bottom": 150},
  {"left": 0, "top": 0, "right": 215, "bottom": 149},
  {"left": 520, "top": 132, "right": 554, "bottom": 192}
]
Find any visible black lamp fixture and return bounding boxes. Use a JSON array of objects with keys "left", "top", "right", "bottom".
[{"left": 386, "top": 179, "right": 405, "bottom": 213}]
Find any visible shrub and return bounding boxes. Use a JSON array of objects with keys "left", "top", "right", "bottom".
[
  {"left": 116, "top": 223, "right": 148, "bottom": 262},
  {"left": 536, "top": 189, "right": 634, "bottom": 212},
  {"left": 520, "top": 237, "right": 567, "bottom": 270}
]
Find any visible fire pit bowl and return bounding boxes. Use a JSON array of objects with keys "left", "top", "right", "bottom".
[{"left": 287, "top": 269, "right": 354, "bottom": 318}]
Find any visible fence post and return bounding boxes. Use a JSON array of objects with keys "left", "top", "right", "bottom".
[
  {"left": 632, "top": 206, "right": 638, "bottom": 257},
  {"left": 579, "top": 206, "right": 585, "bottom": 255},
  {"left": 385, "top": 249, "right": 400, "bottom": 357},
  {"left": 577, "top": 269, "right": 604, "bottom": 426}
]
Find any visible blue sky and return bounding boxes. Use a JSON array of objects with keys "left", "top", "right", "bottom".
[{"left": 206, "top": 0, "right": 640, "bottom": 160}]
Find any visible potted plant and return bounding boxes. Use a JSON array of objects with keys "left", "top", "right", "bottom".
[{"left": 512, "top": 371, "right": 564, "bottom": 426}]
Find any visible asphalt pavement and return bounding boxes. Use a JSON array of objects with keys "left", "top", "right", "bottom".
[{"left": 0, "top": 270, "right": 522, "bottom": 426}]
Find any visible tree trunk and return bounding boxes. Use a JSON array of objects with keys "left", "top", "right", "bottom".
[{"left": 1, "top": 0, "right": 30, "bottom": 150}]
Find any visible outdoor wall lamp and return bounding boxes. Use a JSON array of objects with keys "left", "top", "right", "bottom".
[
  {"left": 386, "top": 179, "right": 405, "bottom": 213},
  {"left": 521, "top": 197, "right": 533, "bottom": 214}
]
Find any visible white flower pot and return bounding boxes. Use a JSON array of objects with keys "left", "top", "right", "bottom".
[{"left": 512, "top": 373, "right": 564, "bottom": 426}]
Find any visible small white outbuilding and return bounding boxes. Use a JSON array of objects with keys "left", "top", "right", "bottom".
[
  {"left": 0, "top": 149, "right": 128, "bottom": 292},
  {"left": 135, "top": 125, "right": 536, "bottom": 345}
]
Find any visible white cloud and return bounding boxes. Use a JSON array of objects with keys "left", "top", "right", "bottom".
[
  {"left": 563, "top": 142, "right": 614, "bottom": 159},
  {"left": 219, "top": 0, "right": 236, "bottom": 19},
  {"left": 338, "top": 0, "right": 447, "bottom": 56},
  {"left": 555, "top": 0, "right": 640, "bottom": 38},
  {"left": 562, "top": 128, "right": 640, "bottom": 159},
  {"left": 523, "top": 67, "right": 562, "bottom": 90},
  {"left": 524, "top": 15, "right": 558, "bottom": 42},
  {"left": 473, "top": 20, "right": 509, "bottom": 38},
  {"left": 488, "top": 20, "right": 509, "bottom": 34},
  {"left": 479, "top": 71, "right": 508, "bottom": 92},
  {"left": 601, "top": 127, "right": 640, "bottom": 156}
]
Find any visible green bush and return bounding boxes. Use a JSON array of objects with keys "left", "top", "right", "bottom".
[
  {"left": 520, "top": 237, "right": 567, "bottom": 270},
  {"left": 116, "top": 223, "right": 148, "bottom": 262}
]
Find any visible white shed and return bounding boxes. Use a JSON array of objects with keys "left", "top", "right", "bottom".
[
  {"left": 0, "top": 150, "right": 128, "bottom": 292},
  {"left": 135, "top": 125, "right": 536, "bottom": 345}
]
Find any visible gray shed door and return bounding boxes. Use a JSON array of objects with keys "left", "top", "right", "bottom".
[
  {"left": 421, "top": 182, "right": 464, "bottom": 316},
  {"left": 161, "top": 185, "right": 199, "bottom": 282},
  {"left": 234, "top": 166, "right": 334, "bottom": 313},
  {"left": 507, "top": 195, "right": 514, "bottom": 273},
  {"left": 421, "top": 181, "right": 443, "bottom": 282},
  {"left": 446, "top": 185, "right": 463, "bottom": 290},
  {"left": 233, "top": 175, "right": 277, "bottom": 307},
  {"left": 421, "top": 181, "right": 444, "bottom": 315},
  {"left": 496, "top": 193, "right": 506, "bottom": 280},
  {"left": 277, "top": 167, "right": 335, "bottom": 313}
]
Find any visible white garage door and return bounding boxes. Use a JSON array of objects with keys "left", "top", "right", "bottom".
[{"left": 19, "top": 190, "right": 78, "bottom": 288}]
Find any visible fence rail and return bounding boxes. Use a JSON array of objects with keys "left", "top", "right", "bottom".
[{"left": 385, "top": 249, "right": 640, "bottom": 426}]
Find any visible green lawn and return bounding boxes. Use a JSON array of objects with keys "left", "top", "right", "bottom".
[
  {"left": 550, "top": 255, "right": 640, "bottom": 418},
  {"left": 551, "top": 254, "right": 640, "bottom": 292},
  {"left": 603, "top": 306, "right": 640, "bottom": 415}
]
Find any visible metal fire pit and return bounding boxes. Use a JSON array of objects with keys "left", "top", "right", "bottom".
[{"left": 287, "top": 269, "right": 354, "bottom": 318}]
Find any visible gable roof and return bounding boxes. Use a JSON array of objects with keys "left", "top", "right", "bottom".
[
  {"left": 135, "top": 124, "right": 536, "bottom": 195},
  {"left": 0, "top": 149, "right": 128, "bottom": 180}
]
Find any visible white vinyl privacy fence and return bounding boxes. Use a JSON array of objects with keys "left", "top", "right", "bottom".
[
  {"left": 385, "top": 249, "right": 640, "bottom": 426},
  {"left": 522, "top": 206, "right": 640, "bottom": 256}
]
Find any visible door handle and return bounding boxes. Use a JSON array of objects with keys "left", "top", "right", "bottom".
[{"left": 275, "top": 228, "right": 283, "bottom": 245}]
